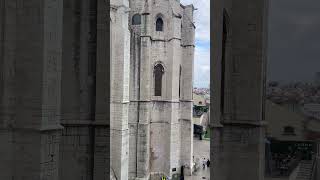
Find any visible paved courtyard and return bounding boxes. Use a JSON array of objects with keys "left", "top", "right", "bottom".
[{"left": 185, "top": 136, "right": 210, "bottom": 180}]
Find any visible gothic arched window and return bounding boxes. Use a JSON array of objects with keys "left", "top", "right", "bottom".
[
  {"left": 179, "top": 66, "right": 182, "bottom": 98},
  {"left": 132, "top": 14, "right": 141, "bottom": 25},
  {"left": 156, "top": 17, "right": 163, "bottom": 31},
  {"left": 154, "top": 64, "right": 164, "bottom": 96},
  {"left": 220, "top": 9, "right": 229, "bottom": 115}
]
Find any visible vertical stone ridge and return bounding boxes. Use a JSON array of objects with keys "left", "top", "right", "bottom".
[
  {"left": 110, "top": 0, "right": 130, "bottom": 179},
  {"left": 211, "top": 0, "right": 269, "bottom": 180}
]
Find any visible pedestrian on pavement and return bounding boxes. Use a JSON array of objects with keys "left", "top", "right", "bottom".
[
  {"left": 180, "top": 165, "right": 184, "bottom": 180},
  {"left": 206, "top": 159, "right": 210, "bottom": 167},
  {"left": 202, "top": 158, "right": 206, "bottom": 169},
  {"left": 180, "top": 174, "right": 184, "bottom": 180}
]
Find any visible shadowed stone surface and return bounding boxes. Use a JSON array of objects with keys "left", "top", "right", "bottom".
[{"left": 211, "top": 0, "right": 269, "bottom": 180}]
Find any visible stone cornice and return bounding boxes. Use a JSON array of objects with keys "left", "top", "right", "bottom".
[
  {"left": 0, "top": 125, "right": 64, "bottom": 132},
  {"left": 220, "top": 120, "right": 268, "bottom": 127},
  {"left": 140, "top": 35, "right": 181, "bottom": 42},
  {"left": 110, "top": 4, "right": 130, "bottom": 13},
  {"left": 181, "top": 44, "right": 195, "bottom": 47},
  {"left": 140, "top": 35, "right": 195, "bottom": 47},
  {"left": 129, "top": 100, "right": 193, "bottom": 103},
  {"left": 60, "top": 122, "right": 110, "bottom": 127}
]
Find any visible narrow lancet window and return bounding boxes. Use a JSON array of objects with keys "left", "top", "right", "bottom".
[
  {"left": 220, "top": 9, "right": 229, "bottom": 115},
  {"left": 154, "top": 64, "right": 164, "bottom": 96},
  {"left": 179, "top": 66, "right": 182, "bottom": 98},
  {"left": 156, "top": 18, "right": 163, "bottom": 31}
]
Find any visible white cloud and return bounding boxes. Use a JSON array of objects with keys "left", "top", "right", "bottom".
[{"left": 193, "top": 46, "right": 210, "bottom": 88}]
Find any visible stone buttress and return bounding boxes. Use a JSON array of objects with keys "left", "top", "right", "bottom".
[
  {"left": 211, "top": 0, "right": 269, "bottom": 180},
  {"left": 0, "top": 0, "right": 63, "bottom": 179},
  {"left": 110, "top": 0, "right": 130, "bottom": 179}
]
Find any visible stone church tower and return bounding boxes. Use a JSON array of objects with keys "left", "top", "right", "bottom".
[
  {"left": 110, "top": 0, "right": 195, "bottom": 179},
  {"left": 125, "top": 0, "right": 195, "bottom": 179},
  {"left": 211, "top": 0, "right": 269, "bottom": 180}
]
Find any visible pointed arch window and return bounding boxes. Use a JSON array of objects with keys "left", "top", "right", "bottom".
[
  {"left": 179, "top": 66, "right": 182, "bottom": 98},
  {"left": 154, "top": 64, "right": 164, "bottom": 96},
  {"left": 132, "top": 14, "right": 141, "bottom": 25},
  {"left": 220, "top": 9, "right": 229, "bottom": 115},
  {"left": 156, "top": 17, "right": 163, "bottom": 31}
]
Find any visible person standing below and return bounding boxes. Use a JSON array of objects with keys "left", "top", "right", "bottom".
[
  {"left": 180, "top": 165, "right": 184, "bottom": 180},
  {"left": 202, "top": 158, "right": 206, "bottom": 169},
  {"left": 206, "top": 159, "right": 210, "bottom": 168}
]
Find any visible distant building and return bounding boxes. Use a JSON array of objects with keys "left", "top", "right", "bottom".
[
  {"left": 314, "top": 72, "right": 320, "bottom": 86},
  {"left": 193, "top": 93, "right": 209, "bottom": 117},
  {"left": 192, "top": 93, "right": 210, "bottom": 136},
  {"left": 301, "top": 103, "right": 320, "bottom": 140},
  {"left": 266, "top": 101, "right": 320, "bottom": 141},
  {"left": 265, "top": 100, "right": 319, "bottom": 177},
  {"left": 265, "top": 100, "right": 306, "bottom": 142}
]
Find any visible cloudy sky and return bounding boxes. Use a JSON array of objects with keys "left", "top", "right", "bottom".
[
  {"left": 268, "top": 0, "right": 320, "bottom": 83},
  {"left": 181, "top": 0, "right": 210, "bottom": 88},
  {"left": 180, "top": 0, "right": 320, "bottom": 87}
]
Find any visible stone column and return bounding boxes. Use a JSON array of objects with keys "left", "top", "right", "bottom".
[
  {"left": 110, "top": 0, "right": 130, "bottom": 179},
  {"left": 180, "top": 5, "right": 195, "bottom": 176},
  {"left": 211, "top": 0, "right": 269, "bottom": 180},
  {"left": 135, "top": 9, "right": 151, "bottom": 179},
  {"left": 0, "top": 0, "right": 64, "bottom": 179},
  {"left": 93, "top": 0, "right": 110, "bottom": 179}
]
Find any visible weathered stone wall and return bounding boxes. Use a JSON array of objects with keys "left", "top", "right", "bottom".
[
  {"left": 149, "top": 102, "right": 180, "bottom": 177},
  {"left": 179, "top": 101, "right": 193, "bottom": 175},
  {"left": 59, "top": 0, "right": 100, "bottom": 179},
  {"left": 0, "top": 0, "right": 111, "bottom": 179},
  {"left": 110, "top": 0, "right": 130, "bottom": 179},
  {"left": 0, "top": 0, "right": 64, "bottom": 179},
  {"left": 94, "top": 0, "right": 110, "bottom": 179},
  {"left": 211, "top": 0, "right": 269, "bottom": 180},
  {"left": 179, "top": 5, "right": 195, "bottom": 175},
  {"left": 128, "top": 5, "right": 142, "bottom": 176},
  {"left": 213, "top": 126, "right": 265, "bottom": 180},
  {"left": 59, "top": 127, "right": 94, "bottom": 180}
]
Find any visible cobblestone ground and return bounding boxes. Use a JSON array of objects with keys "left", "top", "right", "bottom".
[{"left": 185, "top": 136, "right": 210, "bottom": 180}]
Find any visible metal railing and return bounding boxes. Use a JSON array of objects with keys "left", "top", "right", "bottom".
[
  {"left": 268, "top": 155, "right": 302, "bottom": 177},
  {"left": 287, "top": 157, "right": 302, "bottom": 176}
]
